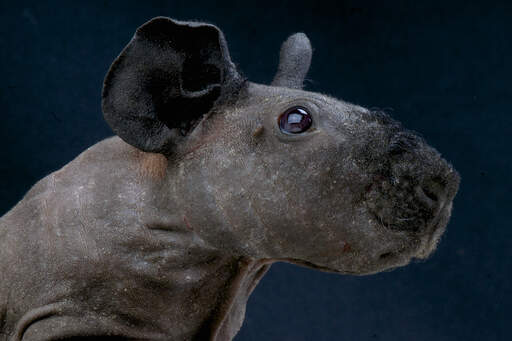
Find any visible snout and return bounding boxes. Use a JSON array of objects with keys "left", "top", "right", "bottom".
[{"left": 365, "top": 129, "right": 460, "bottom": 236}]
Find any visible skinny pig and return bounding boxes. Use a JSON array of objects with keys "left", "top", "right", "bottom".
[{"left": 0, "top": 17, "right": 460, "bottom": 340}]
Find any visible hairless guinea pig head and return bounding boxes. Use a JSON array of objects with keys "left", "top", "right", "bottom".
[{"left": 103, "top": 17, "right": 460, "bottom": 275}]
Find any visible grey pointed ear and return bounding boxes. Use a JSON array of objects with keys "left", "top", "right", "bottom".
[
  {"left": 271, "top": 33, "right": 312, "bottom": 89},
  {"left": 102, "top": 17, "right": 244, "bottom": 154}
]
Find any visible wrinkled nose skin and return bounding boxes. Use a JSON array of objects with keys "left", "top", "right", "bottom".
[{"left": 360, "top": 112, "right": 460, "bottom": 238}]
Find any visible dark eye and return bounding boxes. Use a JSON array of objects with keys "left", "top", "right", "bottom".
[{"left": 278, "top": 106, "right": 313, "bottom": 134}]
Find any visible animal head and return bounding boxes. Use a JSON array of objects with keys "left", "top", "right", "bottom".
[{"left": 102, "top": 17, "right": 460, "bottom": 275}]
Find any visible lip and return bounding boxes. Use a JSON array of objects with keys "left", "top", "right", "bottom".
[
  {"left": 279, "top": 254, "right": 412, "bottom": 276},
  {"left": 369, "top": 210, "right": 398, "bottom": 230},
  {"left": 367, "top": 177, "right": 454, "bottom": 234},
  {"left": 368, "top": 208, "right": 424, "bottom": 232},
  {"left": 267, "top": 257, "right": 358, "bottom": 275},
  {"left": 414, "top": 201, "right": 452, "bottom": 259}
]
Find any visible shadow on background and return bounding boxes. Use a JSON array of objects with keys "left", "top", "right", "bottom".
[{"left": 0, "top": 1, "right": 510, "bottom": 340}]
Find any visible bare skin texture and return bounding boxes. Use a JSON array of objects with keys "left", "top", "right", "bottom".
[{"left": 0, "top": 17, "right": 460, "bottom": 340}]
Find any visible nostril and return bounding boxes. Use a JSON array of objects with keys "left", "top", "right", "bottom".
[
  {"left": 379, "top": 252, "right": 394, "bottom": 260},
  {"left": 422, "top": 186, "right": 438, "bottom": 202},
  {"left": 415, "top": 180, "right": 446, "bottom": 208}
]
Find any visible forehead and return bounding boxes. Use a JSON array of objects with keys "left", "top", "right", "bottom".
[{"left": 240, "top": 83, "right": 369, "bottom": 125}]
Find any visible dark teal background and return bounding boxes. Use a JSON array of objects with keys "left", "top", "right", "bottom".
[{"left": 1, "top": 1, "right": 510, "bottom": 340}]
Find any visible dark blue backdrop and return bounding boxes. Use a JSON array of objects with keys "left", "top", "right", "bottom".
[{"left": 1, "top": 1, "right": 510, "bottom": 340}]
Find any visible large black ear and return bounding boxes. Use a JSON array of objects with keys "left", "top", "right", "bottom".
[{"left": 102, "top": 17, "right": 243, "bottom": 154}]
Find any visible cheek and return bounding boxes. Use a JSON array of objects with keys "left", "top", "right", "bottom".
[
  {"left": 277, "top": 160, "right": 387, "bottom": 258},
  {"left": 250, "top": 158, "right": 360, "bottom": 259}
]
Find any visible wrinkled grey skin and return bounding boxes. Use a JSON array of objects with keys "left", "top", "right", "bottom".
[{"left": 0, "top": 17, "right": 459, "bottom": 340}]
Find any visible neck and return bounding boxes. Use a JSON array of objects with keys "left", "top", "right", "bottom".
[
  {"left": 139, "top": 207, "right": 272, "bottom": 339},
  {"left": 195, "top": 259, "right": 272, "bottom": 340},
  {"left": 134, "top": 157, "right": 272, "bottom": 340}
]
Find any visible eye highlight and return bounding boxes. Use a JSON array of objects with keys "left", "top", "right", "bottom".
[{"left": 278, "top": 106, "right": 313, "bottom": 134}]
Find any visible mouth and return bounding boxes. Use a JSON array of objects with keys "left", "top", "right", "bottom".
[
  {"left": 279, "top": 249, "right": 415, "bottom": 276},
  {"left": 414, "top": 201, "right": 453, "bottom": 259},
  {"left": 364, "top": 178, "right": 438, "bottom": 233},
  {"left": 369, "top": 195, "right": 453, "bottom": 262},
  {"left": 378, "top": 199, "right": 454, "bottom": 265},
  {"left": 369, "top": 209, "right": 423, "bottom": 232},
  {"left": 278, "top": 258, "right": 356, "bottom": 274},
  {"left": 273, "top": 175, "right": 457, "bottom": 276},
  {"left": 365, "top": 167, "right": 459, "bottom": 234}
]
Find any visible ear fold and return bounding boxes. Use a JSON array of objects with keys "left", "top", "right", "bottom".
[{"left": 102, "top": 17, "right": 243, "bottom": 154}]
